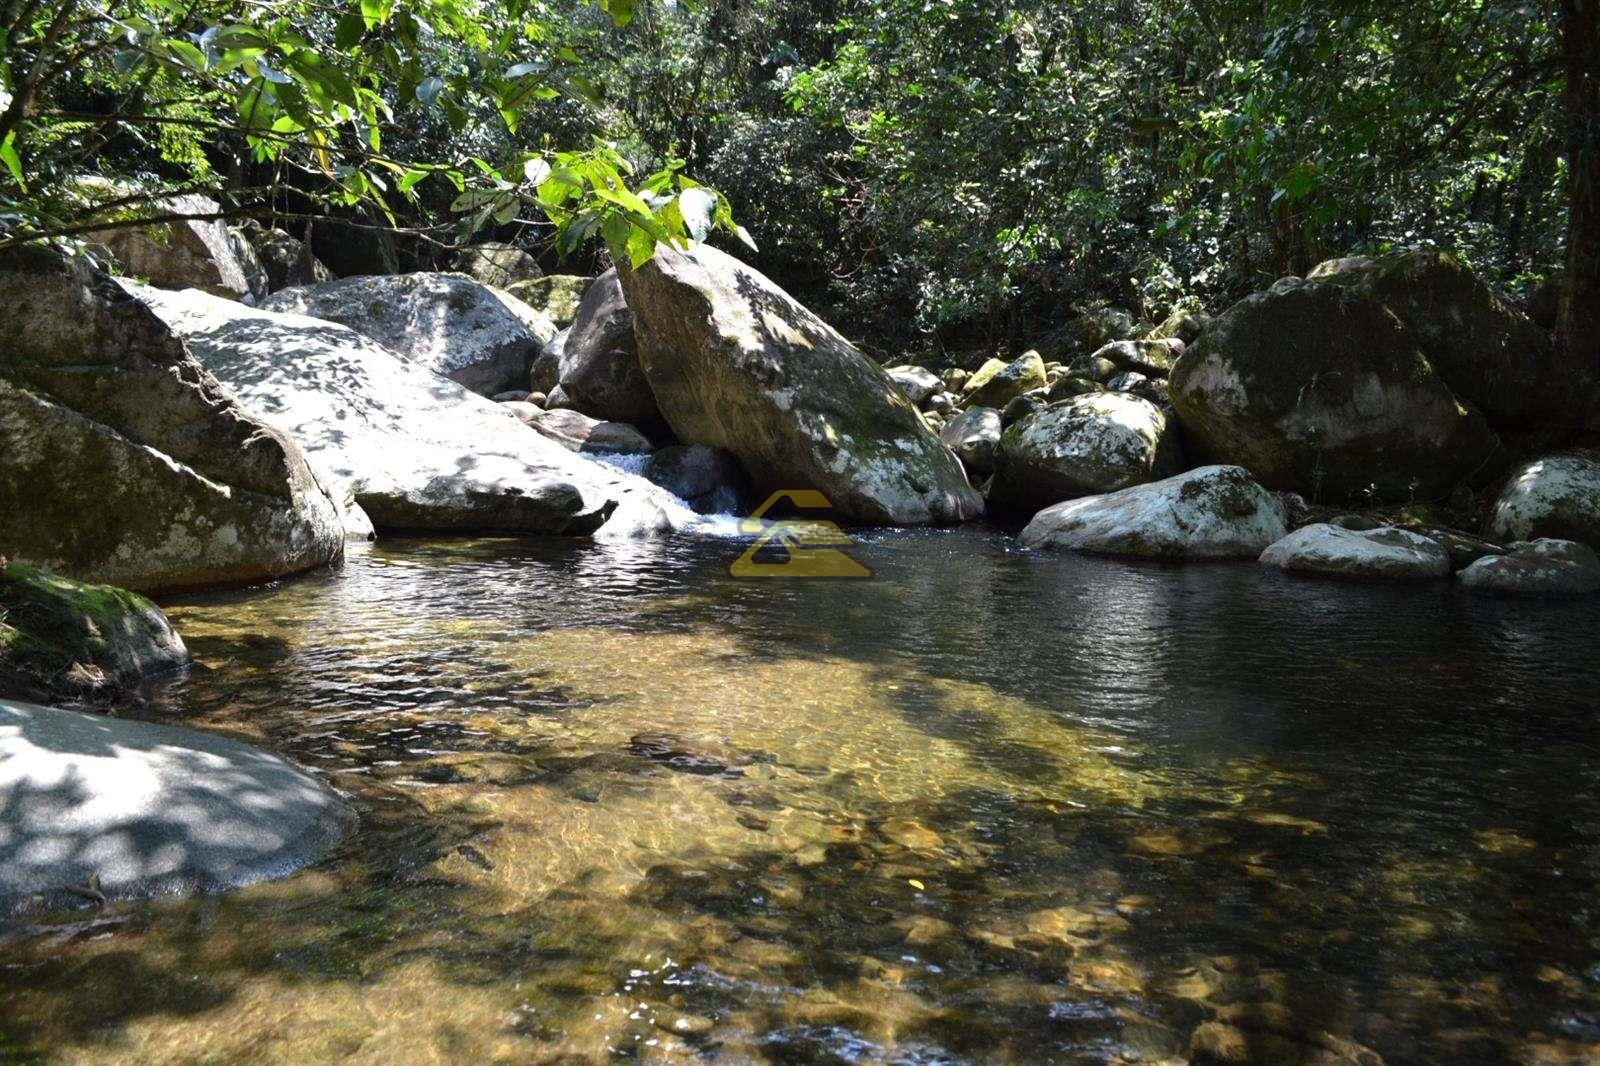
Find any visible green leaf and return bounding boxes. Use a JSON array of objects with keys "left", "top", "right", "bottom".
[
  {"left": 335, "top": 10, "right": 366, "bottom": 48},
  {"left": 0, "top": 132, "right": 24, "bottom": 189}
]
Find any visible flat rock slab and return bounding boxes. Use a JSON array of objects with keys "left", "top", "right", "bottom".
[{"left": 0, "top": 699, "right": 352, "bottom": 914}]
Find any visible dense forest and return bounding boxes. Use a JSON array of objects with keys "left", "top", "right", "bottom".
[{"left": 3, "top": 0, "right": 1596, "bottom": 365}]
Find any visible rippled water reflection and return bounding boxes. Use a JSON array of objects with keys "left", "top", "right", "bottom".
[{"left": 5, "top": 528, "right": 1600, "bottom": 1063}]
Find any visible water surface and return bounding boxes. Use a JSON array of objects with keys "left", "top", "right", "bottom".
[{"left": 4, "top": 528, "right": 1600, "bottom": 1063}]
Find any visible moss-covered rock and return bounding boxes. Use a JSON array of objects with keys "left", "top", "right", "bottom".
[
  {"left": 618, "top": 243, "right": 982, "bottom": 525},
  {"left": 506, "top": 274, "right": 593, "bottom": 329},
  {"left": 963, "top": 350, "right": 1047, "bottom": 408},
  {"left": 989, "top": 392, "right": 1183, "bottom": 511},
  {"left": 1308, "top": 247, "right": 1566, "bottom": 426},
  {"left": 0, "top": 245, "right": 344, "bottom": 592},
  {"left": 1169, "top": 279, "right": 1502, "bottom": 502},
  {"left": 1458, "top": 538, "right": 1600, "bottom": 596},
  {"left": 0, "top": 561, "right": 187, "bottom": 701},
  {"left": 1145, "top": 305, "right": 1210, "bottom": 345},
  {"left": 1259, "top": 523, "right": 1452, "bottom": 582},
  {"left": 1093, "top": 338, "right": 1185, "bottom": 378}
]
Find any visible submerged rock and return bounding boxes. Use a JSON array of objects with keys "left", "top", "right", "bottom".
[
  {"left": 1259, "top": 524, "right": 1452, "bottom": 582},
  {"left": 130, "top": 286, "right": 692, "bottom": 539},
  {"left": 1458, "top": 538, "right": 1600, "bottom": 595},
  {"left": 1021, "top": 465, "right": 1286, "bottom": 560},
  {"left": 618, "top": 243, "right": 982, "bottom": 525},
  {"left": 939, "top": 407, "right": 1003, "bottom": 475},
  {"left": 989, "top": 393, "right": 1182, "bottom": 511},
  {"left": 0, "top": 562, "right": 187, "bottom": 702},
  {"left": 1169, "top": 279, "right": 1501, "bottom": 501},
  {"left": 263, "top": 272, "right": 557, "bottom": 396},
  {"left": 1484, "top": 453, "right": 1600, "bottom": 550},
  {"left": 0, "top": 246, "right": 344, "bottom": 592},
  {"left": 556, "top": 268, "right": 660, "bottom": 426},
  {"left": 0, "top": 697, "right": 352, "bottom": 913}
]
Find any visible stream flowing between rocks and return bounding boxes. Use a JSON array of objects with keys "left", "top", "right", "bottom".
[{"left": 4, "top": 528, "right": 1600, "bottom": 1063}]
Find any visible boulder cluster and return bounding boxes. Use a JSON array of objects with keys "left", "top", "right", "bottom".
[
  {"left": 5, "top": 225, "right": 1600, "bottom": 713},
  {"left": 3, "top": 212, "right": 1599, "bottom": 913}
]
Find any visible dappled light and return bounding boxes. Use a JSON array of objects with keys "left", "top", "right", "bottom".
[{"left": 5, "top": 532, "right": 1599, "bottom": 1061}]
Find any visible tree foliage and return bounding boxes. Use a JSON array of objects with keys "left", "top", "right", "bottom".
[{"left": 0, "top": 0, "right": 1585, "bottom": 363}]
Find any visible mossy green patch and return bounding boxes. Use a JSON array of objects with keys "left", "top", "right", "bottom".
[{"left": 0, "top": 561, "right": 176, "bottom": 700}]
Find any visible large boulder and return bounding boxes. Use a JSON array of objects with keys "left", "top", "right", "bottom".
[
  {"left": 453, "top": 241, "right": 542, "bottom": 288},
  {"left": 232, "top": 222, "right": 332, "bottom": 293},
  {"left": 1308, "top": 247, "right": 1563, "bottom": 425},
  {"left": 0, "top": 247, "right": 344, "bottom": 592},
  {"left": 1169, "top": 280, "right": 1501, "bottom": 501},
  {"left": 0, "top": 698, "right": 352, "bottom": 913},
  {"left": 557, "top": 268, "right": 661, "bottom": 426},
  {"left": 507, "top": 274, "right": 592, "bottom": 330},
  {"left": 1259, "top": 524, "right": 1452, "bottom": 582},
  {"left": 1458, "top": 538, "right": 1600, "bottom": 595},
  {"left": 1020, "top": 465, "right": 1286, "bottom": 560},
  {"left": 618, "top": 243, "right": 982, "bottom": 525},
  {"left": 262, "top": 273, "right": 557, "bottom": 396},
  {"left": 988, "top": 393, "right": 1182, "bottom": 511},
  {"left": 130, "top": 286, "right": 692, "bottom": 540},
  {"left": 1484, "top": 453, "right": 1600, "bottom": 550},
  {"left": 85, "top": 193, "right": 265, "bottom": 301},
  {"left": 939, "top": 407, "right": 1003, "bottom": 474},
  {"left": 0, "top": 562, "right": 187, "bottom": 703}
]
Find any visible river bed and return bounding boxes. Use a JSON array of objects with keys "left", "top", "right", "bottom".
[{"left": 4, "top": 527, "right": 1600, "bottom": 1063}]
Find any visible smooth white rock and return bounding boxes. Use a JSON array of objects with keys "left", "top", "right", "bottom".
[{"left": 1021, "top": 465, "right": 1286, "bottom": 559}]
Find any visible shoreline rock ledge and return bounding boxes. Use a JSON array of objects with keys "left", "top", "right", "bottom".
[{"left": 0, "top": 698, "right": 353, "bottom": 914}]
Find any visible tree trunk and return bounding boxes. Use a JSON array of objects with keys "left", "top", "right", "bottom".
[{"left": 1559, "top": 0, "right": 1600, "bottom": 389}]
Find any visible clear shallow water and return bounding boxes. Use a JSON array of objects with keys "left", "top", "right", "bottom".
[{"left": 4, "top": 527, "right": 1600, "bottom": 1063}]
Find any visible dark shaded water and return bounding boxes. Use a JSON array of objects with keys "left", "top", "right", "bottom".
[{"left": 4, "top": 527, "right": 1600, "bottom": 1063}]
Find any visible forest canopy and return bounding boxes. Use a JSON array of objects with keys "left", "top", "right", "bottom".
[{"left": 1, "top": 0, "right": 1594, "bottom": 361}]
